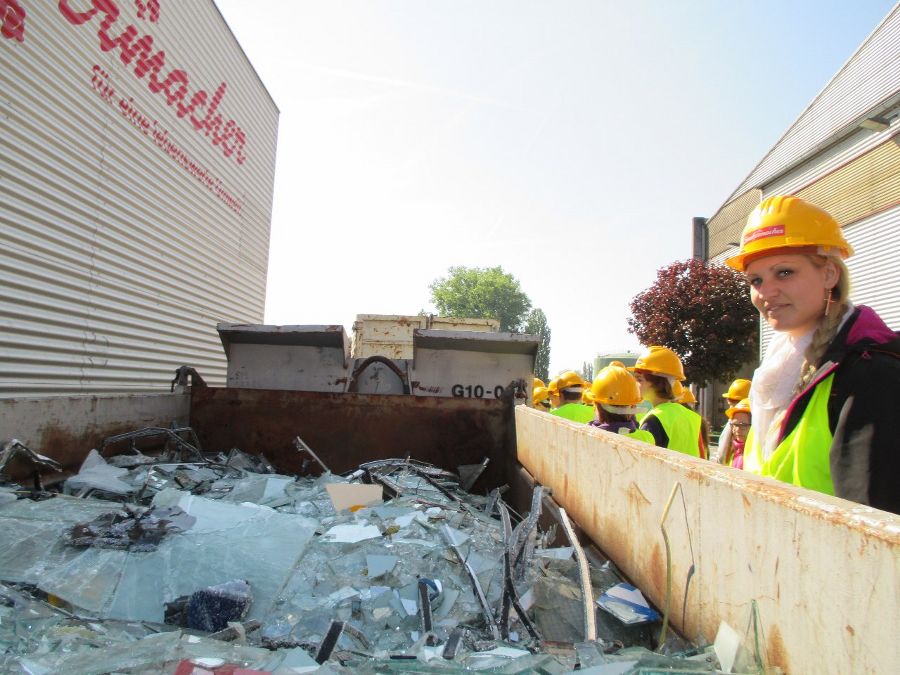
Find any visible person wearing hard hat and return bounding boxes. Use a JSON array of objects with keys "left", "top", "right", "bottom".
[
  {"left": 713, "top": 378, "right": 752, "bottom": 463},
  {"left": 548, "top": 370, "right": 594, "bottom": 423},
  {"left": 586, "top": 364, "right": 654, "bottom": 443},
  {"left": 532, "top": 385, "right": 551, "bottom": 410},
  {"left": 675, "top": 382, "right": 711, "bottom": 449},
  {"left": 630, "top": 346, "right": 707, "bottom": 458},
  {"left": 719, "top": 398, "right": 751, "bottom": 469},
  {"left": 726, "top": 195, "right": 899, "bottom": 512},
  {"left": 673, "top": 382, "right": 697, "bottom": 410}
]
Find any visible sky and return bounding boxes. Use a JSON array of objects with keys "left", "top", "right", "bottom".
[{"left": 214, "top": 0, "right": 896, "bottom": 374}]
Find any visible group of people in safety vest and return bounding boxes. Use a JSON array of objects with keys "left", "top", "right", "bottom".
[{"left": 533, "top": 195, "right": 899, "bottom": 514}]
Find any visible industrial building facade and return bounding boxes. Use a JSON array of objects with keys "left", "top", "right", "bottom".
[
  {"left": 702, "top": 5, "right": 900, "bottom": 417},
  {"left": 1, "top": 1, "right": 279, "bottom": 397}
]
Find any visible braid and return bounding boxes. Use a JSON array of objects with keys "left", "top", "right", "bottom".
[
  {"left": 794, "top": 257, "right": 851, "bottom": 393},
  {"left": 796, "top": 300, "right": 846, "bottom": 391}
]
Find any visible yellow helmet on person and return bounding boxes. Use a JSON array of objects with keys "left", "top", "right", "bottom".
[
  {"left": 722, "top": 378, "right": 751, "bottom": 401},
  {"left": 674, "top": 381, "right": 697, "bottom": 405},
  {"left": 725, "top": 195, "right": 853, "bottom": 272},
  {"left": 726, "top": 398, "right": 752, "bottom": 419},
  {"left": 550, "top": 370, "right": 586, "bottom": 393},
  {"left": 628, "top": 346, "right": 686, "bottom": 381},
  {"left": 533, "top": 377, "right": 546, "bottom": 389},
  {"left": 533, "top": 386, "right": 550, "bottom": 406},
  {"left": 581, "top": 388, "right": 595, "bottom": 405},
  {"left": 590, "top": 363, "right": 642, "bottom": 413}
]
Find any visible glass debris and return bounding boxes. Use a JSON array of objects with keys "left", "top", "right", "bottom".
[
  {"left": 0, "top": 430, "right": 735, "bottom": 673},
  {"left": 185, "top": 580, "right": 253, "bottom": 632},
  {"left": 67, "top": 505, "right": 196, "bottom": 552}
]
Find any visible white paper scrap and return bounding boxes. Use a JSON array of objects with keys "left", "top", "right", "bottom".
[
  {"left": 596, "top": 583, "right": 660, "bottom": 625},
  {"left": 714, "top": 620, "right": 742, "bottom": 673},
  {"left": 325, "top": 483, "right": 383, "bottom": 513}
]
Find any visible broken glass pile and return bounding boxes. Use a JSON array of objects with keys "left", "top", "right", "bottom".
[{"left": 0, "top": 435, "right": 766, "bottom": 673}]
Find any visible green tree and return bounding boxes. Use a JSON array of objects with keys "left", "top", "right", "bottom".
[
  {"left": 430, "top": 266, "right": 532, "bottom": 332},
  {"left": 627, "top": 258, "right": 758, "bottom": 387},
  {"left": 524, "top": 308, "right": 551, "bottom": 382},
  {"left": 580, "top": 361, "right": 594, "bottom": 382}
]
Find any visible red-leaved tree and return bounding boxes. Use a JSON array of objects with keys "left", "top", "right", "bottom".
[{"left": 627, "top": 259, "right": 758, "bottom": 387}]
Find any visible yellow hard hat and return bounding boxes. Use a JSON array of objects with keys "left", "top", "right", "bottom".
[
  {"left": 533, "top": 386, "right": 550, "bottom": 406},
  {"left": 590, "top": 364, "right": 642, "bottom": 413},
  {"left": 550, "top": 370, "right": 585, "bottom": 393},
  {"left": 533, "top": 377, "right": 546, "bottom": 389},
  {"left": 674, "top": 382, "right": 697, "bottom": 405},
  {"left": 628, "top": 346, "right": 685, "bottom": 381},
  {"left": 726, "top": 398, "right": 752, "bottom": 419},
  {"left": 725, "top": 195, "right": 853, "bottom": 272},
  {"left": 581, "top": 388, "right": 595, "bottom": 405},
  {"left": 722, "top": 378, "right": 751, "bottom": 401}
]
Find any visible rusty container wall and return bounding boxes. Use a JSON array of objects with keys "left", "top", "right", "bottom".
[
  {"left": 0, "top": 393, "right": 190, "bottom": 476},
  {"left": 515, "top": 405, "right": 900, "bottom": 675},
  {"left": 189, "top": 387, "right": 518, "bottom": 489}
]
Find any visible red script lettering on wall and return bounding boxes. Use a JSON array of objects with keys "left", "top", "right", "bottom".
[
  {"left": 59, "top": 0, "right": 248, "bottom": 166},
  {"left": 1, "top": 0, "right": 26, "bottom": 42}
]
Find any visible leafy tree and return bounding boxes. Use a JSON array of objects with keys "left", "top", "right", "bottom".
[
  {"left": 580, "top": 361, "right": 594, "bottom": 382},
  {"left": 627, "top": 258, "right": 758, "bottom": 387},
  {"left": 430, "top": 266, "right": 532, "bottom": 332},
  {"left": 524, "top": 308, "right": 551, "bottom": 382}
]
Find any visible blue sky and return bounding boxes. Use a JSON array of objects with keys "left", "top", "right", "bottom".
[{"left": 215, "top": 0, "right": 896, "bottom": 373}]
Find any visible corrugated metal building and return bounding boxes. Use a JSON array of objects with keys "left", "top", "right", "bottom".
[
  {"left": 1, "top": 1, "right": 278, "bottom": 397},
  {"left": 703, "top": 4, "right": 900, "bottom": 420}
]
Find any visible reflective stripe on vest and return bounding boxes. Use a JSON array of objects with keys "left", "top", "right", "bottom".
[
  {"left": 745, "top": 373, "right": 835, "bottom": 495},
  {"left": 645, "top": 402, "right": 702, "bottom": 457},
  {"left": 550, "top": 403, "right": 596, "bottom": 423}
]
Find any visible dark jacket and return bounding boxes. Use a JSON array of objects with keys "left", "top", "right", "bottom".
[{"left": 779, "top": 306, "right": 899, "bottom": 513}]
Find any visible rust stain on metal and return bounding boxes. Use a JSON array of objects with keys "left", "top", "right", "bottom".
[
  {"left": 3, "top": 422, "right": 137, "bottom": 480},
  {"left": 627, "top": 481, "right": 651, "bottom": 507},
  {"left": 767, "top": 624, "right": 790, "bottom": 672},
  {"left": 649, "top": 542, "right": 665, "bottom": 600}
]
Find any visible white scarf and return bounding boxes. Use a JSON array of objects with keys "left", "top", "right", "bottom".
[{"left": 749, "top": 329, "right": 814, "bottom": 460}]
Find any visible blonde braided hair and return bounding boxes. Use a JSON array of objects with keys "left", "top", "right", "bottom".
[{"left": 795, "top": 257, "right": 851, "bottom": 393}]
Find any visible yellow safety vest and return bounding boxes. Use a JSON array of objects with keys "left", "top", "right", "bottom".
[
  {"left": 745, "top": 373, "right": 835, "bottom": 495},
  {"left": 622, "top": 428, "right": 655, "bottom": 444},
  {"left": 550, "top": 403, "right": 596, "bottom": 423},
  {"left": 643, "top": 402, "right": 702, "bottom": 457}
]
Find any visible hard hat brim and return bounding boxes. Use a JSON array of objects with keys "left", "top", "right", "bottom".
[
  {"left": 725, "top": 243, "right": 852, "bottom": 272},
  {"left": 600, "top": 403, "right": 641, "bottom": 415}
]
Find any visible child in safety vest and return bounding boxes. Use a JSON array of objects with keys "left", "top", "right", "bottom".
[
  {"left": 721, "top": 398, "right": 751, "bottom": 469},
  {"left": 586, "top": 363, "right": 654, "bottom": 443},
  {"left": 714, "top": 378, "right": 751, "bottom": 464},
  {"left": 630, "top": 346, "right": 707, "bottom": 459},
  {"left": 548, "top": 371, "right": 594, "bottom": 423}
]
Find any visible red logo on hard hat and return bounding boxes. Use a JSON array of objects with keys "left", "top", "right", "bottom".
[
  {"left": 743, "top": 224, "right": 785, "bottom": 245},
  {"left": 1, "top": 0, "right": 26, "bottom": 42}
]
